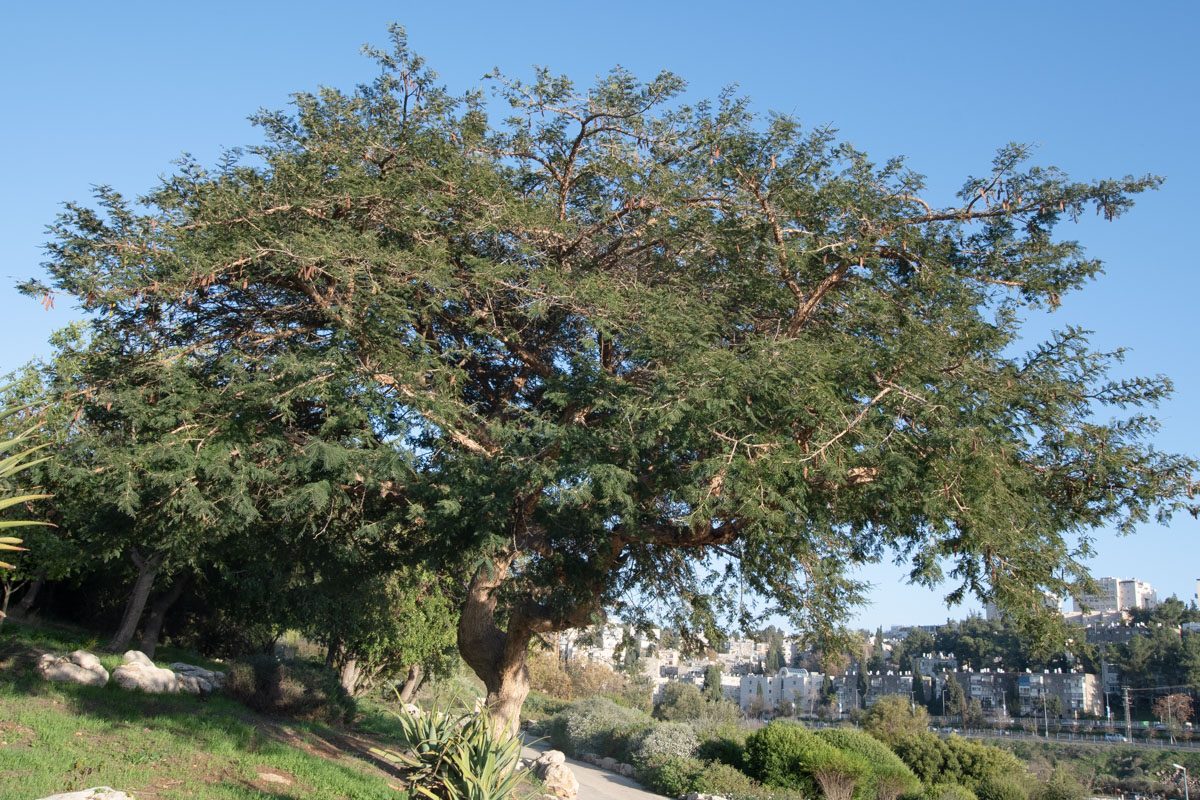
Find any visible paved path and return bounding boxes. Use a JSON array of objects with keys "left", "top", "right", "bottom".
[{"left": 521, "top": 737, "right": 662, "bottom": 800}]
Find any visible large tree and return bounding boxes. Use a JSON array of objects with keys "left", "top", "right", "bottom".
[{"left": 24, "top": 28, "right": 1197, "bottom": 733}]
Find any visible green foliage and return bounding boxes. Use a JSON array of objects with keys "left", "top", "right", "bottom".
[
  {"left": 225, "top": 654, "right": 356, "bottom": 725},
  {"left": 696, "top": 725, "right": 748, "bottom": 770},
  {"left": 634, "top": 721, "right": 699, "bottom": 765},
  {"left": 704, "top": 663, "right": 725, "bottom": 702},
  {"left": 24, "top": 26, "right": 1200, "bottom": 719},
  {"left": 925, "top": 783, "right": 979, "bottom": 800},
  {"left": 863, "top": 695, "right": 931, "bottom": 745},
  {"left": 655, "top": 680, "right": 708, "bottom": 721},
  {"left": 977, "top": 777, "right": 1030, "bottom": 800},
  {"left": 1034, "top": 775, "right": 1085, "bottom": 800},
  {"left": 816, "top": 727, "right": 921, "bottom": 800},
  {"left": 637, "top": 756, "right": 765, "bottom": 798},
  {"left": 558, "top": 695, "right": 651, "bottom": 757},
  {"left": 744, "top": 721, "right": 826, "bottom": 793},
  {"left": 891, "top": 732, "right": 1025, "bottom": 791},
  {"left": 372, "top": 700, "right": 529, "bottom": 800}
]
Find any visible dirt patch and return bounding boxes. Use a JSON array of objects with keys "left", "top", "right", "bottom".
[
  {"left": 0, "top": 719, "right": 37, "bottom": 745},
  {"left": 253, "top": 719, "right": 412, "bottom": 781}
]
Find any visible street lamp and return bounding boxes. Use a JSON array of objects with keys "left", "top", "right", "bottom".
[{"left": 1173, "top": 763, "right": 1189, "bottom": 800}]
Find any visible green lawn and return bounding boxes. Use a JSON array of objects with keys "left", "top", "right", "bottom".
[{"left": 0, "top": 624, "right": 409, "bottom": 800}]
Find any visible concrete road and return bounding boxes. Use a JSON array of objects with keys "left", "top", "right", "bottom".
[{"left": 521, "top": 737, "right": 663, "bottom": 800}]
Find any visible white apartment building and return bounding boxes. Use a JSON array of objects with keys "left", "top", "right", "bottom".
[
  {"left": 739, "top": 667, "right": 824, "bottom": 714},
  {"left": 1073, "top": 577, "right": 1157, "bottom": 615}
]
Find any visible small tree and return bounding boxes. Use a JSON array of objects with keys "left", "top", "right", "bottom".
[
  {"left": 1152, "top": 693, "right": 1193, "bottom": 728},
  {"left": 864, "top": 695, "right": 932, "bottom": 745},
  {"left": 703, "top": 663, "right": 724, "bottom": 702}
]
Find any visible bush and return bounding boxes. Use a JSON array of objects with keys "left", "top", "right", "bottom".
[
  {"left": 558, "top": 695, "right": 651, "bottom": 757},
  {"left": 816, "top": 728, "right": 921, "bottom": 800},
  {"left": 637, "top": 756, "right": 763, "bottom": 798},
  {"left": 655, "top": 681, "right": 707, "bottom": 721},
  {"left": 225, "top": 654, "right": 355, "bottom": 724},
  {"left": 926, "top": 783, "right": 979, "bottom": 800},
  {"left": 697, "top": 726, "right": 747, "bottom": 770},
  {"left": 977, "top": 778, "right": 1030, "bottom": 800},
  {"left": 639, "top": 756, "right": 706, "bottom": 797},
  {"left": 635, "top": 722, "right": 699, "bottom": 765},
  {"left": 744, "top": 721, "right": 823, "bottom": 793},
  {"left": 1035, "top": 776, "right": 1085, "bottom": 800}
]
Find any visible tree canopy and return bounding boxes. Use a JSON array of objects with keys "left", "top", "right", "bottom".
[{"left": 20, "top": 26, "right": 1198, "bottom": 731}]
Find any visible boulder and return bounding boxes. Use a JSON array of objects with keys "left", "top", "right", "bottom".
[
  {"left": 122, "top": 650, "right": 155, "bottom": 667},
  {"left": 36, "top": 652, "right": 109, "bottom": 688},
  {"left": 112, "top": 652, "right": 179, "bottom": 694},
  {"left": 532, "top": 751, "right": 577, "bottom": 800},
  {"left": 36, "top": 789, "right": 132, "bottom": 800},
  {"left": 175, "top": 674, "right": 213, "bottom": 695},
  {"left": 599, "top": 756, "right": 618, "bottom": 771},
  {"left": 618, "top": 762, "right": 635, "bottom": 777},
  {"left": 538, "top": 762, "right": 579, "bottom": 800},
  {"left": 169, "top": 662, "right": 225, "bottom": 693}
]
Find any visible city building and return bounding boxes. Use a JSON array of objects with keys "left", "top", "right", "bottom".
[
  {"left": 1017, "top": 670, "right": 1101, "bottom": 718},
  {"left": 1073, "top": 577, "right": 1157, "bottom": 615},
  {"left": 740, "top": 667, "right": 824, "bottom": 714}
]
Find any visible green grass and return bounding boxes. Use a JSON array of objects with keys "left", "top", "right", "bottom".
[{"left": 0, "top": 623, "right": 409, "bottom": 799}]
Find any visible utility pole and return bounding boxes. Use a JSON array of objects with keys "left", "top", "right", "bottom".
[{"left": 1123, "top": 686, "right": 1133, "bottom": 742}]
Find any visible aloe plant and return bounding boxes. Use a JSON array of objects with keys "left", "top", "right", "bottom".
[
  {"left": 0, "top": 405, "right": 52, "bottom": 571},
  {"left": 371, "top": 698, "right": 534, "bottom": 800}
]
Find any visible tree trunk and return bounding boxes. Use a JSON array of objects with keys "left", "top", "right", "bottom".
[
  {"left": 0, "top": 580, "right": 17, "bottom": 628},
  {"left": 106, "top": 549, "right": 166, "bottom": 653},
  {"left": 398, "top": 663, "right": 424, "bottom": 703},
  {"left": 139, "top": 573, "right": 190, "bottom": 658},
  {"left": 340, "top": 658, "right": 363, "bottom": 696},
  {"left": 12, "top": 570, "right": 45, "bottom": 619},
  {"left": 457, "top": 554, "right": 532, "bottom": 738}
]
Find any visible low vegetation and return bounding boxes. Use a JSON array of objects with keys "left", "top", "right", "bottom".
[{"left": 0, "top": 627, "right": 407, "bottom": 799}]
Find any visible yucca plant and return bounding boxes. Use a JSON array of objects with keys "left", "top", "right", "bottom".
[
  {"left": 0, "top": 403, "right": 52, "bottom": 572},
  {"left": 371, "top": 697, "right": 533, "bottom": 800}
]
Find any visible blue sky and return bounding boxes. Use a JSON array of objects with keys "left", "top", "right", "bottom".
[{"left": 2, "top": 1, "right": 1196, "bottom": 631}]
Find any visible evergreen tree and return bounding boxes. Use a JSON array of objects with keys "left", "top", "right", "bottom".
[
  {"left": 703, "top": 663, "right": 724, "bottom": 702},
  {"left": 23, "top": 27, "right": 1199, "bottom": 733}
]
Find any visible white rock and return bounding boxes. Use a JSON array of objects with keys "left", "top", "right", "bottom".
[
  {"left": 539, "top": 762, "right": 578, "bottom": 800},
  {"left": 599, "top": 756, "right": 618, "bottom": 771},
  {"left": 112, "top": 662, "right": 179, "bottom": 694},
  {"left": 36, "top": 788, "right": 132, "bottom": 800},
  {"left": 534, "top": 749, "right": 566, "bottom": 767},
  {"left": 68, "top": 650, "right": 102, "bottom": 671},
  {"left": 122, "top": 650, "right": 155, "bottom": 667},
  {"left": 36, "top": 653, "right": 109, "bottom": 688},
  {"left": 618, "top": 762, "right": 636, "bottom": 777}
]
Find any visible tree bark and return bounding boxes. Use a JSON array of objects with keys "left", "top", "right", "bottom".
[
  {"left": 398, "top": 663, "right": 424, "bottom": 703},
  {"left": 457, "top": 550, "right": 602, "bottom": 737},
  {"left": 106, "top": 549, "right": 166, "bottom": 653},
  {"left": 139, "top": 573, "right": 190, "bottom": 658},
  {"left": 340, "top": 658, "right": 363, "bottom": 696},
  {"left": 12, "top": 570, "right": 45, "bottom": 619},
  {"left": 457, "top": 553, "right": 533, "bottom": 738}
]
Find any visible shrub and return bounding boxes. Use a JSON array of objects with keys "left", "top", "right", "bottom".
[
  {"left": 977, "top": 778, "right": 1030, "bottom": 800},
  {"left": 639, "top": 756, "right": 706, "bottom": 797},
  {"left": 697, "top": 726, "right": 747, "bottom": 770},
  {"left": 1035, "top": 776, "right": 1085, "bottom": 800},
  {"left": 695, "top": 760, "right": 762, "bottom": 796},
  {"left": 655, "top": 681, "right": 707, "bottom": 721},
  {"left": 863, "top": 695, "right": 932, "bottom": 746},
  {"left": 816, "top": 727, "right": 920, "bottom": 800},
  {"left": 743, "top": 721, "right": 824, "bottom": 794},
  {"left": 635, "top": 722, "right": 699, "bottom": 765},
  {"left": 225, "top": 654, "right": 355, "bottom": 724},
  {"left": 559, "top": 695, "right": 651, "bottom": 757},
  {"left": 926, "top": 783, "right": 979, "bottom": 800}
]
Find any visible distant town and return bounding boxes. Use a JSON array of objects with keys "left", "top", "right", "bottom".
[{"left": 554, "top": 576, "right": 1200, "bottom": 729}]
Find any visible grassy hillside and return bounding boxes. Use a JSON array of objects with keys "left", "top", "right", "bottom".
[{"left": 0, "top": 622, "right": 408, "bottom": 800}]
